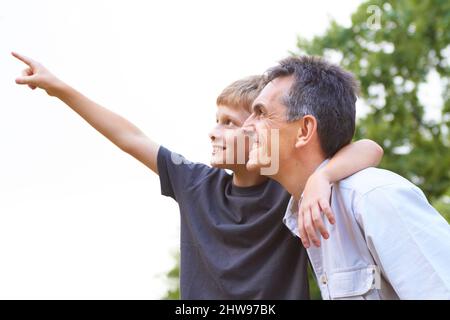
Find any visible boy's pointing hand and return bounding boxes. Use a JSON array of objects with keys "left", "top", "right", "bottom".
[{"left": 12, "top": 51, "right": 62, "bottom": 96}]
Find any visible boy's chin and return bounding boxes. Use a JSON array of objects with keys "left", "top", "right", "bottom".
[
  {"left": 210, "top": 158, "right": 233, "bottom": 169},
  {"left": 210, "top": 158, "right": 246, "bottom": 171},
  {"left": 211, "top": 162, "right": 226, "bottom": 169}
]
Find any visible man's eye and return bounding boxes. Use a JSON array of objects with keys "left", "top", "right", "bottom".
[
  {"left": 256, "top": 108, "right": 264, "bottom": 117},
  {"left": 226, "top": 120, "right": 234, "bottom": 126}
]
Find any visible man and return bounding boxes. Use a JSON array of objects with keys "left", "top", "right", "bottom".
[
  {"left": 12, "top": 52, "right": 383, "bottom": 299},
  {"left": 243, "top": 55, "right": 450, "bottom": 299}
]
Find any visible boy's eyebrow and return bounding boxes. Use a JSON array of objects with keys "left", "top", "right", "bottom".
[
  {"left": 217, "top": 113, "right": 241, "bottom": 124},
  {"left": 227, "top": 115, "right": 241, "bottom": 123}
]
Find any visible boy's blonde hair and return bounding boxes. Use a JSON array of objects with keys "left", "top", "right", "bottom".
[{"left": 216, "top": 75, "right": 265, "bottom": 113}]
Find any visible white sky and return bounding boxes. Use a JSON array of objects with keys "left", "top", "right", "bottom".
[{"left": 0, "top": 0, "right": 363, "bottom": 299}]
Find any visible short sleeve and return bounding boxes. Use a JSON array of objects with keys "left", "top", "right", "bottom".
[{"left": 157, "top": 146, "right": 214, "bottom": 201}]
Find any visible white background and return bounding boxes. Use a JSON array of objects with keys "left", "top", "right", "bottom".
[{"left": 0, "top": 0, "right": 364, "bottom": 299}]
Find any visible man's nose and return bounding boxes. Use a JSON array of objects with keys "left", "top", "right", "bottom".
[{"left": 242, "top": 112, "right": 257, "bottom": 129}]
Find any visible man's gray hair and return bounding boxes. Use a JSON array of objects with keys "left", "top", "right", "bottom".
[{"left": 265, "top": 56, "right": 359, "bottom": 158}]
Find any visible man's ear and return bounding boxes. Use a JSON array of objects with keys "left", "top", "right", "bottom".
[{"left": 295, "top": 115, "right": 317, "bottom": 148}]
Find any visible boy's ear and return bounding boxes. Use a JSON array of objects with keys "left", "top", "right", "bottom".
[{"left": 295, "top": 115, "right": 317, "bottom": 148}]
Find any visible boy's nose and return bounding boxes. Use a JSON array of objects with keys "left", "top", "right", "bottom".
[
  {"left": 208, "top": 130, "right": 215, "bottom": 141},
  {"left": 209, "top": 127, "right": 220, "bottom": 141}
]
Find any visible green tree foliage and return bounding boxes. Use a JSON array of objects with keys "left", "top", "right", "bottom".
[
  {"left": 163, "top": 253, "right": 180, "bottom": 300},
  {"left": 296, "top": 0, "right": 450, "bottom": 204}
]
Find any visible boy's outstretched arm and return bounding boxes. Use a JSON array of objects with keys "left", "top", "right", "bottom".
[
  {"left": 12, "top": 52, "right": 160, "bottom": 174},
  {"left": 299, "top": 139, "right": 383, "bottom": 248}
]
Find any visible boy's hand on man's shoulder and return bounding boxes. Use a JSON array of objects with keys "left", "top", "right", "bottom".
[{"left": 298, "top": 170, "right": 336, "bottom": 248}]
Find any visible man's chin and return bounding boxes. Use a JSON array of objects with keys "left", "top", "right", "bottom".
[
  {"left": 246, "top": 156, "right": 273, "bottom": 174},
  {"left": 245, "top": 158, "right": 262, "bottom": 172}
]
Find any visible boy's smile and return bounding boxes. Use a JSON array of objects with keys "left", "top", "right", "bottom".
[{"left": 209, "top": 105, "right": 251, "bottom": 169}]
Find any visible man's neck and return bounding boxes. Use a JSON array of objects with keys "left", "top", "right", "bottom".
[
  {"left": 275, "top": 155, "right": 326, "bottom": 200},
  {"left": 232, "top": 166, "right": 268, "bottom": 187}
]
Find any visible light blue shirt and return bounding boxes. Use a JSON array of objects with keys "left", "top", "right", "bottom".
[{"left": 284, "top": 166, "right": 450, "bottom": 300}]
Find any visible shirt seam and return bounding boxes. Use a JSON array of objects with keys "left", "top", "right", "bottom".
[{"left": 342, "top": 182, "right": 410, "bottom": 210}]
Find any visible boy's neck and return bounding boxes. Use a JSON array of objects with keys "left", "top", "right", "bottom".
[{"left": 232, "top": 166, "right": 268, "bottom": 187}]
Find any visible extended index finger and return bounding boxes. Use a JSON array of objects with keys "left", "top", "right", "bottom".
[{"left": 11, "top": 52, "right": 36, "bottom": 67}]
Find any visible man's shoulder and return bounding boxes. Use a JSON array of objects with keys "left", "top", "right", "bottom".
[{"left": 337, "top": 167, "right": 417, "bottom": 196}]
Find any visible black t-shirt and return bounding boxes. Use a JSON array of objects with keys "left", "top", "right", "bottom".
[{"left": 157, "top": 146, "right": 309, "bottom": 299}]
